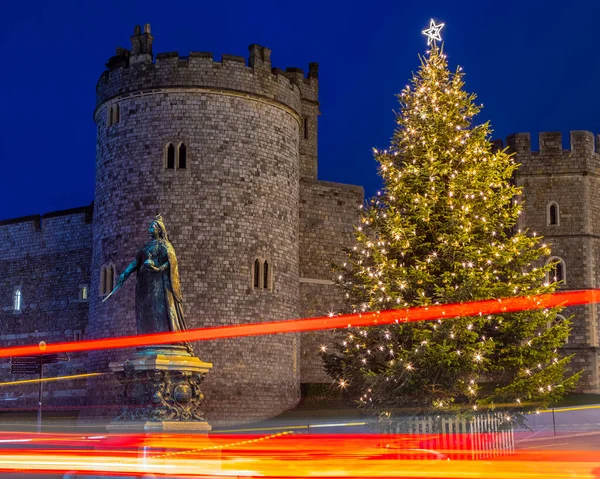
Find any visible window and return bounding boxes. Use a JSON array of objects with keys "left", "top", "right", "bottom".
[
  {"left": 547, "top": 202, "right": 559, "bottom": 226},
  {"left": 254, "top": 259, "right": 260, "bottom": 288},
  {"left": 74, "top": 330, "right": 83, "bottom": 342},
  {"left": 13, "top": 288, "right": 22, "bottom": 312},
  {"left": 178, "top": 143, "right": 187, "bottom": 169},
  {"left": 303, "top": 118, "right": 309, "bottom": 140},
  {"left": 166, "top": 143, "right": 175, "bottom": 169},
  {"left": 100, "top": 266, "right": 106, "bottom": 295},
  {"left": 107, "top": 104, "right": 120, "bottom": 127},
  {"left": 79, "top": 285, "right": 89, "bottom": 301},
  {"left": 165, "top": 142, "right": 188, "bottom": 169},
  {"left": 263, "top": 260, "right": 270, "bottom": 290},
  {"left": 100, "top": 264, "right": 116, "bottom": 296},
  {"left": 546, "top": 257, "right": 566, "bottom": 284},
  {"left": 252, "top": 258, "right": 273, "bottom": 291}
]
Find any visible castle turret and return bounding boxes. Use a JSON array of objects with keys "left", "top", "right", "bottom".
[
  {"left": 501, "top": 131, "right": 600, "bottom": 392},
  {"left": 86, "top": 24, "right": 321, "bottom": 424}
]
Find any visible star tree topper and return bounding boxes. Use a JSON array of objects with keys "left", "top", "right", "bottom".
[{"left": 422, "top": 19, "right": 445, "bottom": 45}]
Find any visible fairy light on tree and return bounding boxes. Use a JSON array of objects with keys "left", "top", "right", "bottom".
[{"left": 321, "top": 19, "right": 581, "bottom": 416}]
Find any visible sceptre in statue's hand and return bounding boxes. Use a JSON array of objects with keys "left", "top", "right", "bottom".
[{"left": 100, "top": 215, "right": 192, "bottom": 353}]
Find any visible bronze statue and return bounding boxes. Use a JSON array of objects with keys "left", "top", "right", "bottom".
[{"left": 104, "top": 215, "right": 192, "bottom": 352}]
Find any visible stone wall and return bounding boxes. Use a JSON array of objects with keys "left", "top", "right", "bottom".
[
  {"left": 0, "top": 206, "right": 93, "bottom": 406},
  {"left": 298, "top": 179, "right": 363, "bottom": 383},
  {"left": 508, "top": 131, "right": 600, "bottom": 392},
  {"left": 88, "top": 29, "right": 319, "bottom": 425}
]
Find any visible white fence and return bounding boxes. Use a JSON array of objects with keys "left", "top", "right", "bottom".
[{"left": 385, "top": 413, "right": 515, "bottom": 459}]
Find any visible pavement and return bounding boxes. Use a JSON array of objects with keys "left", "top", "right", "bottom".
[{"left": 515, "top": 431, "right": 600, "bottom": 450}]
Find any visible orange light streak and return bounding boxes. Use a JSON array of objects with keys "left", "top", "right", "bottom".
[
  {"left": 0, "top": 372, "right": 103, "bottom": 388},
  {"left": 0, "top": 289, "right": 597, "bottom": 359},
  {"left": 0, "top": 433, "right": 598, "bottom": 477}
]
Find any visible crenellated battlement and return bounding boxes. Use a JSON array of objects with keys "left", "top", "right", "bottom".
[
  {"left": 0, "top": 204, "right": 93, "bottom": 230},
  {"left": 494, "top": 131, "right": 600, "bottom": 175},
  {"left": 96, "top": 25, "right": 319, "bottom": 119},
  {"left": 0, "top": 204, "right": 93, "bottom": 259},
  {"left": 495, "top": 131, "right": 599, "bottom": 156}
]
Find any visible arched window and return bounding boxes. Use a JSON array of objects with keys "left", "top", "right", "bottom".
[
  {"left": 107, "top": 265, "right": 115, "bottom": 293},
  {"left": 178, "top": 143, "right": 187, "bottom": 169},
  {"left": 546, "top": 257, "right": 566, "bottom": 284},
  {"left": 99, "top": 266, "right": 105, "bottom": 295},
  {"left": 253, "top": 259, "right": 260, "bottom": 289},
  {"left": 113, "top": 103, "right": 120, "bottom": 124},
  {"left": 547, "top": 202, "right": 559, "bottom": 226},
  {"left": 252, "top": 258, "right": 273, "bottom": 291},
  {"left": 263, "top": 260, "right": 270, "bottom": 290},
  {"left": 107, "top": 104, "right": 120, "bottom": 127},
  {"left": 13, "top": 288, "right": 22, "bottom": 312},
  {"left": 100, "top": 264, "right": 116, "bottom": 296},
  {"left": 166, "top": 143, "right": 175, "bottom": 169}
]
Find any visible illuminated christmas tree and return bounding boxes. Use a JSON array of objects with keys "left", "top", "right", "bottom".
[{"left": 322, "top": 22, "right": 581, "bottom": 416}]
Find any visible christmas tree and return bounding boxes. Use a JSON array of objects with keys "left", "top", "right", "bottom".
[{"left": 322, "top": 22, "right": 580, "bottom": 416}]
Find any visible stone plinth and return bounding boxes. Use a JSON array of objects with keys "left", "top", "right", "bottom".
[{"left": 107, "top": 345, "right": 212, "bottom": 432}]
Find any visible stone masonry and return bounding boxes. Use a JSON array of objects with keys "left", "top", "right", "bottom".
[
  {"left": 0, "top": 206, "right": 93, "bottom": 405},
  {"left": 498, "top": 131, "right": 600, "bottom": 392},
  {"left": 2, "top": 26, "right": 600, "bottom": 426},
  {"left": 0, "top": 24, "right": 364, "bottom": 425}
]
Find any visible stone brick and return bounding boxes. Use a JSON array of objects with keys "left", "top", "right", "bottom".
[
  {"left": 0, "top": 25, "right": 363, "bottom": 426},
  {"left": 514, "top": 131, "right": 600, "bottom": 392}
]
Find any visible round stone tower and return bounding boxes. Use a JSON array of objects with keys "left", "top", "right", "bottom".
[{"left": 86, "top": 24, "right": 317, "bottom": 424}]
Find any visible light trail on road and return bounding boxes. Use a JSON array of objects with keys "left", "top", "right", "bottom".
[
  {"left": 0, "top": 289, "right": 597, "bottom": 359},
  {"left": 0, "top": 372, "right": 103, "bottom": 388},
  {"left": 0, "top": 432, "right": 598, "bottom": 478}
]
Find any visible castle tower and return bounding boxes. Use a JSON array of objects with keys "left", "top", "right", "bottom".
[
  {"left": 505, "top": 131, "right": 600, "bottom": 392},
  {"left": 86, "top": 24, "right": 320, "bottom": 424}
]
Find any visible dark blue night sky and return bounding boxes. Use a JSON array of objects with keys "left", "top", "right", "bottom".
[{"left": 1, "top": 0, "right": 599, "bottom": 221}]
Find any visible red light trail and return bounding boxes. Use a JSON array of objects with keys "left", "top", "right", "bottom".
[
  {"left": 0, "top": 289, "right": 597, "bottom": 359},
  {"left": 0, "top": 432, "right": 598, "bottom": 477}
]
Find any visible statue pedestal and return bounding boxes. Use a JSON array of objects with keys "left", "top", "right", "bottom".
[{"left": 107, "top": 345, "right": 213, "bottom": 433}]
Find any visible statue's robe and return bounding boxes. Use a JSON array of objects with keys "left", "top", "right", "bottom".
[{"left": 134, "top": 239, "right": 188, "bottom": 336}]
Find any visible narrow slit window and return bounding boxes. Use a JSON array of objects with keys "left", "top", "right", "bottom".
[
  {"left": 101, "top": 265, "right": 115, "bottom": 296},
  {"left": 13, "top": 289, "right": 22, "bottom": 312},
  {"left": 178, "top": 143, "right": 187, "bottom": 169},
  {"left": 254, "top": 259, "right": 260, "bottom": 289},
  {"left": 109, "top": 266, "right": 116, "bottom": 291},
  {"left": 99, "top": 266, "right": 106, "bottom": 296},
  {"left": 303, "top": 118, "right": 309, "bottom": 140},
  {"left": 79, "top": 285, "right": 89, "bottom": 301},
  {"left": 101, "top": 266, "right": 106, "bottom": 296},
  {"left": 105, "top": 266, "right": 111, "bottom": 295},
  {"left": 263, "top": 260, "right": 269, "bottom": 289},
  {"left": 107, "top": 107, "right": 113, "bottom": 127},
  {"left": 113, "top": 104, "right": 120, "bottom": 124},
  {"left": 549, "top": 203, "right": 558, "bottom": 225},
  {"left": 166, "top": 144, "right": 175, "bottom": 169}
]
